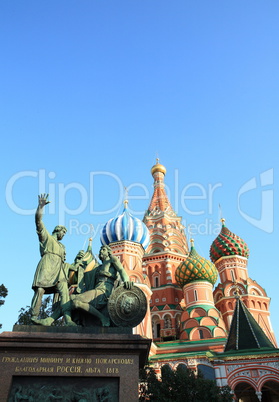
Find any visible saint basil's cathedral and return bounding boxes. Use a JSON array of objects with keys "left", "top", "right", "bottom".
[{"left": 100, "top": 160, "right": 279, "bottom": 401}]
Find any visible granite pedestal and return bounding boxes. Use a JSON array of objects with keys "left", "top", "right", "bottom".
[{"left": 0, "top": 326, "right": 151, "bottom": 401}]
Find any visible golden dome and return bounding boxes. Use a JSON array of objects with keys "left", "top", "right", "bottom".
[{"left": 151, "top": 159, "right": 167, "bottom": 176}]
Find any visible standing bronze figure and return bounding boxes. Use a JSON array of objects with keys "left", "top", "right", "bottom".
[{"left": 31, "top": 194, "right": 76, "bottom": 326}]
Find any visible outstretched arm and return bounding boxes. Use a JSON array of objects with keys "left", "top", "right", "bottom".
[{"left": 35, "top": 193, "right": 50, "bottom": 233}]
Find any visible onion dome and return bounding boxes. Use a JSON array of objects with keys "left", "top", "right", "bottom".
[
  {"left": 210, "top": 219, "right": 249, "bottom": 263},
  {"left": 100, "top": 201, "right": 150, "bottom": 250},
  {"left": 175, "top": 239, "right": 218, "bottom": 287},
  {"left": 151, "top": 158, "right": 167, "bottom": 176}
]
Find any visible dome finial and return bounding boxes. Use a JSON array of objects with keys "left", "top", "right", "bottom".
[
  {"left": 124, "top": 199, "right": 128, "bottom": 208},
  {"left": 123, "top": 186, "right": 128, "bottom": 209},
  {"left": 218, "top": 204, "right": 225, "bottom": 227},
  {"left": 190, "top": 238, "right": 194, "bottom": 247},
  {"left": 151, "top": 158, "right": 167, "bottom": 176}
]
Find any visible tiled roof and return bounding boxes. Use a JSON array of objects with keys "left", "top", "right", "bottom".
[{"left": 224, "top": 297, "right": 275, "bottom": 352}]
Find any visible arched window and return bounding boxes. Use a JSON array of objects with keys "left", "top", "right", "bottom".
[
  {"left": 154, "top": 276, "right": 159, "bottom": 287},
  {"left": 198, "top": 329, "right": 204, "bottom": 339},
  {"left": 230, "top": 269, "right": 235, "bottom": 282},
  {"left": 194, "top": 290, "right": 198, "bottom": 301}
]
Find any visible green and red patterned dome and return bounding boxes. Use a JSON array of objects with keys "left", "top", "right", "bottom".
[
  {"left": 175, "top": 239, "right": 218, "bottom": 287},
  {"left": 210, "top": 219, "right": 249, "bottom": 263}
]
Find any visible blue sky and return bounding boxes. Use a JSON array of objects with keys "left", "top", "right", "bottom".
[{"left": 1, "top": 1, "right": 279, "bottom": 341}]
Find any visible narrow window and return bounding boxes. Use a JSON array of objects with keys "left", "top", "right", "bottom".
[{"left": 156, "top": 323, "right": 161, "bottom": 338}]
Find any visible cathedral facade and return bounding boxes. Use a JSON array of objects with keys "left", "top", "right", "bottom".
[{"left": 100, "top": 161, "right": 279, "bottom": 401}]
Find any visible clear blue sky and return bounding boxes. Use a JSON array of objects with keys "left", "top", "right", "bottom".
[{"left": 1, "top": 1, "right": 279, "bottom": 341}]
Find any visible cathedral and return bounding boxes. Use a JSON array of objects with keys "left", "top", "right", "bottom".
[{"left": 100, "top": 160, "right": 279, "bottom": 401}]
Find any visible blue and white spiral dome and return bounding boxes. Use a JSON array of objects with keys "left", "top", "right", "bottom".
[{"left": 100, "top": 202, "right": 150, "bottom": 250}]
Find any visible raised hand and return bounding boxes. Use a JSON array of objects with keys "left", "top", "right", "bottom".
[{"left": 38, "top": 193, "right": 51, "bottom": 208}]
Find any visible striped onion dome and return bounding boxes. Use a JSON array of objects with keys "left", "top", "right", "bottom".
[
  {"left": 175, "top": 239, "right": 218, "bottom": 287},
  {"left": 100, "top": 201, "right": 150, "bottom": 250},
  {"left": 210, "top": 219, "right": 249, "bottom": 263}
]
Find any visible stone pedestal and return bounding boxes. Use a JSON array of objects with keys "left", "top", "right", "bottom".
[{"left": 0, "top": 326, "right": 151, "bottom": 402}]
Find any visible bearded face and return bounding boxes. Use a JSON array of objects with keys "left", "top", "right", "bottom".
[{"left": 121, "top": 295, "right": 134, "bottom": 315}]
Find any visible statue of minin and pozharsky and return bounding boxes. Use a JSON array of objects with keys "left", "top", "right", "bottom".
[{"left": 30, "top": 194, "right": 147, "bottom": 328}]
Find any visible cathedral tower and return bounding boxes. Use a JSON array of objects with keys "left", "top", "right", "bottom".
[
  {"left": 175, "top": 239, "right": 227, "bottom": 340},
  {"left": 100, "top": 201, "right": 152, "bottom": 338},
  {"left": 143, "top": 160, "right": 189, "bottom": 341},
  {"left": 211, "top": 219, "right": 276, "bottom": 346}
]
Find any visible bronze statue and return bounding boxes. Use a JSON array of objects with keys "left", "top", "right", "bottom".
[
  {"left": 70, "top": 245, "right": 133, "bottom": 326},
  {"left": 31, "top": 194, "right": 78, "bottom": 326},
  {"left": 34, "top": 245, "right": 134, "bottom": 327},
  {"left": 30, "top": 196, "right": 147, "bottom": 328}
]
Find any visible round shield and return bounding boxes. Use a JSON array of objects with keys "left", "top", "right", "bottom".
[{"left": 108, "top": 285, "right": 147, "bottom": 327}]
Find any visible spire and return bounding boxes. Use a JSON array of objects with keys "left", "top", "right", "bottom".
[
  {"left": 144, "top": 161, "right": 188, "bottom": 255},
  {"left": 81, "top": 237, "right": 98, "bottom": 269},
  {"left": 224, "top": 294, "right": 275, "bottom": 352}
]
